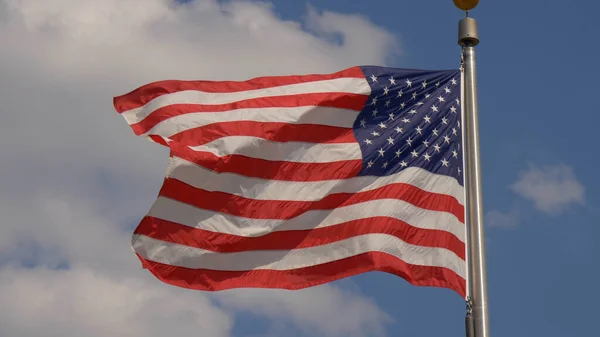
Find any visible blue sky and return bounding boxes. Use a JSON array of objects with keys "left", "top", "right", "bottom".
[
  {"left": 302, "top": 2, "right": 595, "bottom": 336},
  {"left": 0, "top": 0, "right": 598, "bottom": 336},
  {"left": 271, "top": 1, "right": 600, "bottom": 336},
  {"left": 306, "top": 1, "right": 599, "bottom": 336}
]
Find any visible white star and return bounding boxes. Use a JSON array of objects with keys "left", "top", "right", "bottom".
[
  {"left": 444, "top": 135, "right": 451, "bottom": 143},
  {"left": 432, "top": 128, "right": 439, "bottom": 136},
  {"left": 364, "top": 139, "right": 372, "bottom": 145},
  {"left": 458, "top": 167, "right": 462, "bottom": 174},
  {"left": 457, "top": 121, "right": 461, "bottom": 128},
  {"left": 411, "top": 150, "right": 419, "bottom": 157},
  {"left": 387, "top": 136, "right": 394, "bottom": 145},
  {"left": 406, "top": 137, "right": 413, "bottom": 146},
  {"left": 395, "top": 149, "right": 402, "bottom": 158},
  {"left": 438, "top": 96, "right": 445, "bottom": 102},
  {"left": 360, "top": 119, "right": 366, "bottom": 127},
  {"left": 434, "top": 144, "right": 441, "bottom": 152},
  {"left": 382, "top": 161, "right": 389, "bottom": 169},
  {"left": 371, "top": 131, "right": 380, "bottom": 137},
  {"left": 400, "top": 102, "right": 406, "bottom": 109},
  {"left": 367, "top": 160, "right": 374, "bottom": 168},
  {"left": 423, "top": 140, "right": 429, "bottom": 147},
  {"left": 416, "top": 101, "right": 425, "bottom": 106},
  {"left": 408, "top": 109, "right": 417, "bottom": 115},
  {"left": 450, "top": 106, "right": 457, "bottom": 113},
  {"left": 371, "top": 97, "right": 378, "bottom": 105},
  {"left": 451, "top": 78, "right": 457, "bottom": 85},
  {"left": 436, "top": 81, "right": 441, "bottom": 87},
  {"left": 412, "top": 92, "right": 417, "bottom": 100},
  {"left": 422, "top": 80, "right": 427, "bottom": 88},
  {"left": 405, "top": 79, "right": 412, "bottom": 87},
  {"left": 455, "top": 98, "right": 460, "bottom": 105},
  {"left": 372, "top": 109, "right": 378, "bottom": 117},
  {"left": 389, "top": 77, "right": 396, "bottom": 85},
  {"left": 388, "top": 112, "right": 395, "bottom": 120},
  {"left": 397, "top": 90, "right": 403, "bottom": 98},
  {"left": 385, "top": 100, "right": 391, "bottom": 107},
  {"left": 452, "top": 127, "right": 457, "bottom": 135},
  {"left": 378, "top": 148, "right": 385, "bottom": 157},
  {"left": 415, "top": 126, "right": 423, "bottom": 134},
  {"left": 402, "top": 117, "right": 410, "bottom": 123},
  {"left": 431, "top": 105, "right": 439, "bottom": 112},
  {"left": 395, "top": 126, "right": 403, "bottom": 133},
  {"left": 400, "top": 160, "right": 408, "bottom": 167},
  {"left": 378, "top": 122, "right": 387, "bottom": 129},
  {"left": 424, "top": 115, "right": 431, "bottom": 123},
  {"left": 441, "top": 158, "right": 449, "bottom": 167},
  {"left": 425, "top": 94, "right": 431, "bottom": 99},
  {"left": 442, "top": 117, "right": 448, "bottom": 124},
  {"left": 370, "top": 74, "right": 378, "bottom": 83},
  {"left": 453, "top": 150, "right": 458, "bottom": 158},
  {"left": 445, "top": 87, "right": 451, "bottom": 94},
  {"left": 423, "top": 153, "right": 431, "bottom": 161},
  {"left": 383, "top": 86, "right": 389, "bottom": 95}
]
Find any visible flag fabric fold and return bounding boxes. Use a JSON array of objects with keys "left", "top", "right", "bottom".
[{"left": 113, "top": 65, "right": 467, "bottom": 297}]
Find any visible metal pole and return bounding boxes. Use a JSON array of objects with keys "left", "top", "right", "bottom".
[{"left": 458, "top": 16, "right": 491, "bottom": 337}]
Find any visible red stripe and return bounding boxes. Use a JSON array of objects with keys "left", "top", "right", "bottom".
[
  {"left": 148, "top": 135, "right": 170, "bottom": 146},
  {"left": 130, "top": 92, "right": 368, "bottom": 135},
  {"left": 136, "top": 251, "right": 466, "bottom": 298},
  {"left": 135, "top": 216, "right": 465, "bottom": 259},
  {"left": 114, "top": 66, "right": 365, "bottom": 113},
  {"left": 168, "top": 121, "right": 356, "bottom": 146},
  {"left": 159, "top": 178, "right": 465, "bottom": 222},
  {"left": 171, "top": 145, "right": 363, "bottom": 182}
]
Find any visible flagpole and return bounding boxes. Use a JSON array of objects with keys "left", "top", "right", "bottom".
[{"left": 453, "top": 1, "right": 491, "bottom": 337}]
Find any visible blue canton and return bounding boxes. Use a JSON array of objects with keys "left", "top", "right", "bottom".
[{"left": 354, "top": 66, "right": 464, "bottom": 185}]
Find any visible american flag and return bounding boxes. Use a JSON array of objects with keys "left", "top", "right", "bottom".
[{"left": 113, "top": 65, "right": 466, "bottom": 297}]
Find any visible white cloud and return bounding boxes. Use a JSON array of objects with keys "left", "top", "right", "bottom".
[
  {"left": 510, "top": 164, "right": 585, "bottom": 214},
  {"left": 485, "top": 208, "right": 519, "bottom": 229},
  {"left": 218, "top": 286, "right": 392, "bottom": 337},
  {"left": 0, "top": 267, "right": 234, "bottom": 337},
  {"left": 0, "top": 0, "right": 398, "bottom": 336}
]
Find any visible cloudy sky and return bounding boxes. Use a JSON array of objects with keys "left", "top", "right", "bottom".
[{"left": 0, "top": 0, "right": 598, "bottom": 336}]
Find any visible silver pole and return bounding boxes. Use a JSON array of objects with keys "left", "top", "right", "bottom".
[{"left": 458, "top": 16, "right": 491, "bottom": 337}]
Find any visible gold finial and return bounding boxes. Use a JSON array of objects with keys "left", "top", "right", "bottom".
[{"left": 453, "top": 0, "right": 479, "bottom": 11}]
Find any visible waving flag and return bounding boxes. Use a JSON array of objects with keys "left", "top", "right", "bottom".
[{"left": 113, "top": 66, "right": 467, "bottom": 297}]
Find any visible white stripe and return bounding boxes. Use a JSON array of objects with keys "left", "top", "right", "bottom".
[
  {"left": 147, "top": 197, "right": 465, "bottom": 242},
  {"left": 166, "top": 156, "right": 465, "bottom": 204},
  {"left": 132, "top": 233, "right": 466, "bottom": 279},
  {"left": 140, "top": 106, "right": 359, "bottom": 136},
  {"left": 187, "top": 136, "right": 361, "bottom": 163},
  {"left": 122, "top": 77, "right": 371, "bottom": 124}
]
